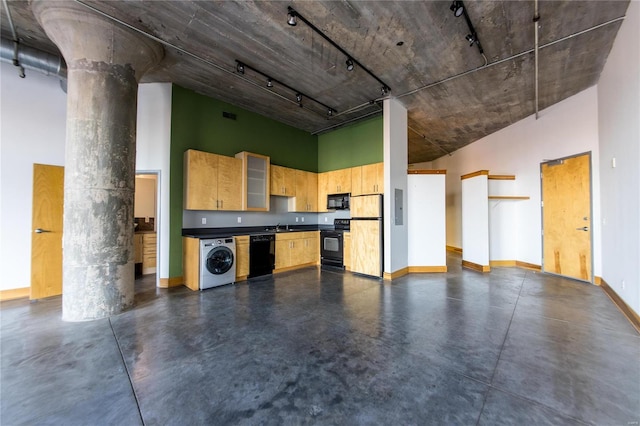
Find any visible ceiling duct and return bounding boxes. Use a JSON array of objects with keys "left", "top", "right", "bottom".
[{"left": 0, "top": 37, "right": 67, "bottom": 81}]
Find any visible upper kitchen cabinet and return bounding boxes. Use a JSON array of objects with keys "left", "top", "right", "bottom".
[
  {"left": 352, "top": 163, "right": 384, "bottom": 196},
  {"left": 270, "top": 165, "right": 296, "bottom": 197},
  {"left": 184, "top": 149, "right": 242, "bottom": 211},
  {"left": 236, "top": 151, "right": 270, "bottom": 211},
  {"left": 290, "top": 170, "right": 318, "bottom": 212}
]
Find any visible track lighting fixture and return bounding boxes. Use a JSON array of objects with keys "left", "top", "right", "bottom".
[
  {"left": 346, "top": 58, "right": 355, "bottom": 72},
  {"left": 286, "top": 6, "right": 391, "bottom": 97},
  {"left": 287, "top": 8, "right": 297, "bottom": 26},
  {"left": 381, "top": 86, "right": 389, "bottom": 96},
  {"left": 465, "top": 34, "right": 476, "bottom": 45},
  {"left": 450, "top": 1, "right": 464, "bottom": 17},
  {"left": 234, "top": 60, "right": 337, "bottom": 115},
  {"left": 449, "top": 1, "right": 485, "bottom": 57}
]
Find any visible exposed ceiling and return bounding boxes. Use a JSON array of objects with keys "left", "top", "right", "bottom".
[{"left": 1, "top": 0, "right": 629, "bottom": 163}]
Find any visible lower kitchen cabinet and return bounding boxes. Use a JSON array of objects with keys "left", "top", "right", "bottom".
[
  {"left": 142, "top": 233, "right": 156, "bottom": 274},
  {"left": 235, "top": 235, "right": 249, "bottom": 280},
  {"left": 351, "top": 221, "right": 381, "bottom": 277},
  {"left": 275, "top": 231, "right": 319, "bottom": 271},
  {"left": 183, "top": 237, "right": 200, "bottom": 291},
  {"left": 343, "top": 231, "right": 351, "bottom": 271},
  {"left": 134, "top": 234, "right": 144, "bottom": 264}
]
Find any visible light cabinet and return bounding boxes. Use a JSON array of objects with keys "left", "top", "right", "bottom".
[
  {"left": 275, "top": 231, "right": 319, "bottom": 270},
  {"left": 343, "top": 231, "right": 351, "bottom": 271},
  {"left": 317, "top": 169, "right": 351, "bottom": 212},
  {"left": 352, "top": 163, "right": 383, "bottom": 196},
  {"left": 234, "top": 235, "right": 249, "bottom": 280},
  {"left": 291, "top": 170, "right": 318, "bottom": 212},
  {"left": 142, "top": 233, "right": 156, "bottom": 274},
  {"left": 184, "top": 149, "right": 242, "bottom": 211},
  {"left": 235, "top": 151, "right": 270, "bottom": 211},
  {"left": 270, "top": 165, "right": 296, "bottom": 196},
  {"left": 351, "top": 221, "right": 381, "bottom": 277},
  {"left": 183, "top": 237, "right": 200, "bottom": 291},
  {"left": 134, "top": 234, "right": 143, "bottom": 264}
]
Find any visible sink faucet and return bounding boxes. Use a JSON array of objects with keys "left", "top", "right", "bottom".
[{"left": 275, "top": 223, "right": 280, "bottom": 231}]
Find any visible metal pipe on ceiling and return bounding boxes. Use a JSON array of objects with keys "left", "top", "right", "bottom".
[
  {"left": 0, "top": 37, "right": 67, "bottom": 80},
  {"left": 534, "top": 0, "right": 540, "bottom": 119},
  {"left": 2, "top": 0, "right": 25, "bottom": 77}
]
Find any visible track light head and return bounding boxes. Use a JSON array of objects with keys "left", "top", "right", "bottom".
[
  {"left": 450, "top": 1, "right": 464, "bottom": 17},
  {"left": 236, "top": 62, "right": 245, "bottom": 74},
  {"left": 381, "top": 86, "right": 389, "bottom": 96},
  {"left": 327, "top": 108, "right": 333, "bottom": 117},
  {"left": 267, "top": 78, "right": 273, "bottom": 88},
  {"left": 465, "top": 34, "right": 476, "bottom": 46},
  {"left": 346, "top": 58, "right": 355, "bottom": 72},
  {"left": 287, "top": 7, "right": 297, "bottom": 26},
  {"left": 296, "top": 93, "right": 302, "bottom": 103}
]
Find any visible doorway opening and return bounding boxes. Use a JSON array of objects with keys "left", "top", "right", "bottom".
[{"left": 135, "top": 171, "right": 160, "bottom": 288}]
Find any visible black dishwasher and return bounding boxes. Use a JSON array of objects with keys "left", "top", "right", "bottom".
[{"left": 249, "top": 234, "right": 275, "bottom": 279}]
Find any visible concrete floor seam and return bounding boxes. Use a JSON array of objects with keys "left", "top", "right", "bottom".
[{"left": 108, "top": 317, "right": 145, "bottom": 426}]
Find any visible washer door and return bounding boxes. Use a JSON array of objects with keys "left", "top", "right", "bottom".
[{"left": 205, "top": 246, "right": 234, "bottom": 275}]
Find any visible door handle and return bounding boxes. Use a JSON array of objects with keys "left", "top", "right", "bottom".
[
  {"left": 35, "top": 228, "right": 52, "bottom": 233},
  {"left": 575, "top": 226, "right": 589, "bottom": 231}
]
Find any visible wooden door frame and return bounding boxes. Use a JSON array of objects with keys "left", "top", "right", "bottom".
[
  {"left": 540, "top": 151, "right": 594, "bottom": 284},
  {"left": 136, "top": 169, "right": 161, "bottom": 288}
]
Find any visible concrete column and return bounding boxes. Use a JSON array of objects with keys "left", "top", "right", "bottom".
[{"left": 32, "top": 1, "right": 163, "bottom": 321}]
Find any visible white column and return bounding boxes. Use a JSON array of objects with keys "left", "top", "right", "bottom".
[
  {"left": 408, "top": 173, "right": 447, "bottom": 269},
  {"left": 461, "top": 173, "right": 490, "bottom": 270},
  {"left": 383, "top": 99, "right": 408, "bottom": 276}
]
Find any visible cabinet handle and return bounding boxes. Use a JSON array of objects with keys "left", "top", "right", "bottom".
[
  {"left": 216, "top": 200, "right": 219, "bottom": 208},
  {"left": 220, "top": 200, "right": 223, "bottom": 209}
]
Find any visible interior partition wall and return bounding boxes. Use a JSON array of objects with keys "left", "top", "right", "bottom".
[{"left": 461, "top": 171, "right": 490, "bottom": 271}]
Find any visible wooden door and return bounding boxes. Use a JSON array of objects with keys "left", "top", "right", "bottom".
[
  {"left": 351, "top": 220, "right": 381, "bottom": 276},
  {"left": 184, "top": 150, "right": 218, "bottom": 210},
  {"left": 216, "top": 154, "right": 242, "bottom": 210},
  {"left": 275, "top": 239, "right": 292, "bottom": 269},
  {"left": 235, "top": 236, "right": 249, "bottom": 279},
  {"left": 335, "top": 168, "right": 351, "bottom": 193},
  {"left": 541, "top": 153, "right": 592, "bottom": 282},
  {"left": 361, "top": 163, "right": 379, "bottom": 194},
  {"left": 271, "top": 165, "right": 285, "bottom": 196},
  {"left": 31, "top": 164, "right": 64, "bottom": 299},
  {"left": 343, "top": 232, "right": 351, "bottom": 270}
]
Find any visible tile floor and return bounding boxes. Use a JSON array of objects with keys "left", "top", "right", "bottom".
[{"left": 1, "top": 254, "right": 639, "bottom": 425}]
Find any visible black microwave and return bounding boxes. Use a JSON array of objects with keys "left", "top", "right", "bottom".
[{"left": 327, "top": 193, "right": 350, "bottom": 210}]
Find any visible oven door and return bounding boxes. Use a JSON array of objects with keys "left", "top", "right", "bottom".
[{"left": 320, "top": 230, "right": 344, "bottom": 268}]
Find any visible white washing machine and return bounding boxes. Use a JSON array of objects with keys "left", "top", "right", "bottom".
[{"left": 200, "top": 237, "right": 236, "bottom": 290}]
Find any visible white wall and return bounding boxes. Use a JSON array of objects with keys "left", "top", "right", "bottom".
[
  {"left": 383, "top": 99, "right": 409, "bottom": 274},
  {"left": 135, "top": 82, "right": 172, "bottom": 283},
  {"left": 461, "top": 174, "right": 490, "bottom": 267},
  {"left": 420, "top": 86, "right": 602, "bottom": 275},
  {"left": 407, "top": 174, "right": 446, "bottom": 267},
  {"left": 0, "top": 73, "right": 171, "bottom": 291},
  {"left": 0, "top": 62, "right": 67, "bottom": 291},
  {"left": 598, "top": 0, "right": 639, "bottom": 314}
]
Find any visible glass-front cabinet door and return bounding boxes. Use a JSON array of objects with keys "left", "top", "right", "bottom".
[{"left": 236, "top": 151, "right": 270, "bottom": 211}]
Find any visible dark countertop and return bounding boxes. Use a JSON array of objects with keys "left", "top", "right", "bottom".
[{"left": 182, "top": 225, "right": 334, "bottom": 239}]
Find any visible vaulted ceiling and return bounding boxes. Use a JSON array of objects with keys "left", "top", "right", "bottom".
[{"left": 1, "top": 1, "right": 630, "bottom": 163}]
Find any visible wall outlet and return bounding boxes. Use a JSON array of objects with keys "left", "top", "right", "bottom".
[
  {"left": 295, "top": 217, "right": 299, "bottom": 222},
  {"left": 621, "top": 280, "right": 626, "bottom": 290},
  {"left": 201, "top": 217, "right": 206, "bottom": 225},
  {"left": 611, "top": 157, "right": 616, "bottom": 168},
  {"left": 237, "top": 216, "right": 242, "bottom": 224},
  {"left": 301, "top": 217, "right": 304, "bottom": 223},
  {"left": 324, "top": 217, "right": 328, "bottom": 222}
]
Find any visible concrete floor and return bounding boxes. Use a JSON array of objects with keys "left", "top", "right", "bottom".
[{"left": 2, "top": 254, "right": 639, "bottom": 425}]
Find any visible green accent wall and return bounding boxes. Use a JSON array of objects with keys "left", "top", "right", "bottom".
[
  {"left": 169, "top": 85, "right": 319, "bottom": 277},
  {"left": 317, "top": 116, "right": 383, "bottom": 172}
]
